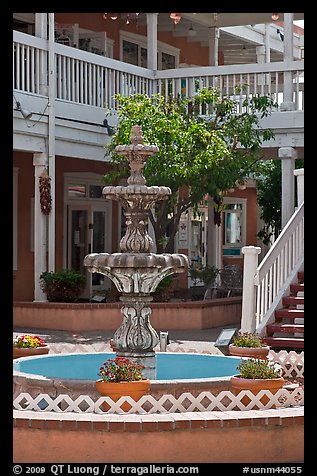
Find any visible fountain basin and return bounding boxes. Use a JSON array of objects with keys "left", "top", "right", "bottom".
[{"left": 13, "top": 352, "right": 243, "bottom": 400}]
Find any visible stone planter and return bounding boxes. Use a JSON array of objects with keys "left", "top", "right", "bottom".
[
  {"left": 228, "top": 344, "right": 270, "bottom": 359},
  {"left": 95, "top": 379, "right": 151, "bottom": 412},
  {"left": 230, "top": 374, "right": 285, "bottom": 408},
  {"left": 13, "top": 345, "right": 49, "bottom": 359}
]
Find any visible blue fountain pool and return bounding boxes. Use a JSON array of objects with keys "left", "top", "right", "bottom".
[{"left": 13, "top": 352, "right": 242, "bottom": 381}]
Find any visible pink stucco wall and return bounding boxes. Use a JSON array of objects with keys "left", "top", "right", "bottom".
[
  {"left": 13, "top": 407, "right": 304, "bottom": 463},
  {"left": 13, "top": 297, "right": 242, "bottom": 331}
]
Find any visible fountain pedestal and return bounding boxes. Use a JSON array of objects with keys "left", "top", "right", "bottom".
[{"left": 84, "top": 125, "right": 188, "bottom": 378}]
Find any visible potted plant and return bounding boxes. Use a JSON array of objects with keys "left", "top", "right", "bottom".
[
  {"left": 40, "top": 268, "right": 86, "bottom": 302},
  {"left": 228, "top": 331, "right": 270, "bottom": 359},
  {"left": 95, "top": 356, "right": 151, "bottom": 412},
  {"left": 230, "top": 358, "right": 285, "bottom": 408},
  {"left": 13, "top": 334, "right": 49, "bottom": 359}
]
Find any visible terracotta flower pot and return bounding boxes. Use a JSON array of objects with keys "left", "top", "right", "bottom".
[
  {"left": 230, "top": 375, "right": 285, "bottom": 408},
  {"left": 13, "top": 344, "right": 49, "bottom": 359},
  {"left": 228, "top": 344, "right": 270, "bottom": 360},
  {"left": 95, "top": 379, "right": 151, "bottom": 412}
]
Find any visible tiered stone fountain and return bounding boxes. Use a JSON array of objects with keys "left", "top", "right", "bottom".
[{"left": 83, "top": 125, "right": 188, "bottom": 378}]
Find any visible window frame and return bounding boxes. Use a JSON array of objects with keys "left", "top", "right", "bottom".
[
  {"left": 119, "top": 30, "right": 180, "bottom": 69},
  {"left": 222, "top": 197, "right": 247, "bottom": 257}
]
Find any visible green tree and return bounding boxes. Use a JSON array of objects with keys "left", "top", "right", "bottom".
[
  {"left": 256, "top": 159, "right": 304, "bottom": 245},
  {"left": 104, "top": 89, "right": 277, "bottom": 253}
]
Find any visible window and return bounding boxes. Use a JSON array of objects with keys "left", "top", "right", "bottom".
[
  {"left": 67, "top": 183, "right": 86, "bottom": 198},
  {"left": 120, "top": 31, "right": 179, "bottom": 70},
  {"left": 222, "top": 199, "right": 246, "bottom": 257}
]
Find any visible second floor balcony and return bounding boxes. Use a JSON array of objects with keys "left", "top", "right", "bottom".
[{"left": 13, "top": 27, "right": 304, "bottom": 161}]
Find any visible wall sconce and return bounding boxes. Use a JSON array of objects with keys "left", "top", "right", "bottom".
[
  {"left": 277, "top": 28, "right": 284, "bottom": 41},
  {"left": 188, "top": 24, "right": 197, "bottom": 37},
  {"left": 15, "top": 100, "right": 33, "bottom": 119},
  {"left": 103, "top": 118, "right": 116, "bottom": 136},
  {"left": 103, "top": 13, "right": 139, "bottom": 23},
  {"left": 170, "top": 13, "right": 182, "bottom": 25},
  {"left": 103, "top": 13, "right": 119, "bottom": 20},
  {"left": 271, "top": 13, "right": 279, "bottom": 21}
]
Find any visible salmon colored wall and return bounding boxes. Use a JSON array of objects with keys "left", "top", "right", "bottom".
[
  {"left": 13, "top": 298, "right": 242, "bottom": 331},
  {"left": 13, "top": 153, "right": 114, "bottom": 301},
  {"left": 13, "top": 423, "right": 304, "bottom": 463},
  {"left": 13, "top": 152, "right": 35, "bottom": 301},
  {"left": 54, "top": 13, "right": 224, "bottom": 66}
]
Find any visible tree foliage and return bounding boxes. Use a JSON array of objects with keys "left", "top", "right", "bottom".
[
  {"left": 256, "top": 159, "right": 304, "bottom": 245},
  {"left": 104, "top": 88, "right": 277, "bottom": 253}
]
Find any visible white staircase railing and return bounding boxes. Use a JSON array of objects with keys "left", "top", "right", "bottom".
[{"left": 241, "top": 201, "right": 304, "bottom": 335}]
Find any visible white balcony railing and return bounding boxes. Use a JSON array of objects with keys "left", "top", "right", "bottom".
[{"left": 13, "top": 30, "right": 304, "bottom": 113}]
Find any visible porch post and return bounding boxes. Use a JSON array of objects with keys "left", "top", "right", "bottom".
[
  {"left": 146, "top": 13, "right": 158, "bottom": 70},
  {"left": 48, "top": 13, "right": 56, "bottom": 271},
  {"left": 294, "top": 168, "right": 304, "bottom": 207},
  {"left": 35, "top": 13, "right": 48, "bottom": 96},
  {"left": 280, "top": 13, "right": 296, "bottom": 112},
  {"left": 33, "top": 153, "right": 48, "bottom": 301},
  {"left": 241, "top": 246, "right": 261, "bottom": 333},
  {"left": 208, "top": 26, "right": 219, "bottom": 66},
  {"left": 279, "top": 147, "right": 297, "bottom": 227}
]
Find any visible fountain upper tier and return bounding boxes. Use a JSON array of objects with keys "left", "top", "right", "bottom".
[
  {"left": 84, "top": 124, "right": 189, "bottom": 291},
  {"left": 102, "top": 125, "right": 170, "bottom": 254},
  {"left": 104, "top": 137, "right": 171, "bottom": 216}
]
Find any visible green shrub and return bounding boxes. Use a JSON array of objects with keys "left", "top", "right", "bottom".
[
  {"left": 153, "top": 275, "right": 174, "bottom": 302},
  {"left": 40, "top": 269, "right": 86, "bottom": 302},
  {"left": 236, "top": 358, "right": 281, "bottom": 379},
  {"left": 189, "top": 265, "right": 219, "bottom": 287}
]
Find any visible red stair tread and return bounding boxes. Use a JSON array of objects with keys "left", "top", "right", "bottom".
[
  {"left": 282, "top": 296, "right": 304, "bottom": 306},
  {"left": 264, "top": 336, "right": 304, "bottom": 349},
  {"left": 297, "top": 271, "right": 304, "bottom": 280},
  {"left": 266, "top": 323, "right": 304, "bottom": 334},
  {"left": 265, "top": 270, "right": 304, "bottom": 352},
  {"left": 290, "top": 283, "right": 304, "bottom": 293},
  {"left": 275, "top": 309, "right": 304, "bottom": 319}
]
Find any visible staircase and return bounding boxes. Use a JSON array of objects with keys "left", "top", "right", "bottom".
[{"left": 264, "top": 271, "right": 304, "bottom": 350}]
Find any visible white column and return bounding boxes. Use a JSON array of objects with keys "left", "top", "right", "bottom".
[
  {"left": 279, "top": 147, "right": 297, "bottom": 227},
  {"left": 146, "top": 13, "right": 158, "bottom": 70},
  {"left": 48, "top": 13, "right": 56, "bottom": 271},
  {"left": 294, "top": 168, "right": 304, "bottom": 207},
  {"left": 280, "top": 13, "right": 296, "bottom": 111},
  {"left": 241, "top": 246, "right": 261, "bottom": 333},
  {"left": 35, "top": 13, "right": 47, "bottom": 38},
  {"left": 35, "top": 13, "right": 48, "bottom": 96},
  {"left": 265, "top": 24, "right": 271, "bottom": 63},
  {"left": 256, "top": 45, "right": 265, "bottom": 63},
  {"left": 33, "top": 153, "right": 48, "bottom": 301},
  {"left": 208, "top": 27, "right": 219, "bottom": 66},
  {"left": 256, "top": 45, "right": 266, "bottom": 86}
]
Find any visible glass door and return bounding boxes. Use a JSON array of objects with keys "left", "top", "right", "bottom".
[
  {"left": 67, "top": 203, "right": 111, "bottom": 299},
  {"left": 91, "top": 209, "right": 111, "bottom": 292}
]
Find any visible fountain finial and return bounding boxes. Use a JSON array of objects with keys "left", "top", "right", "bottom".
[{"left": 130, "top": 125, "right": 144, "bottom": 145}]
